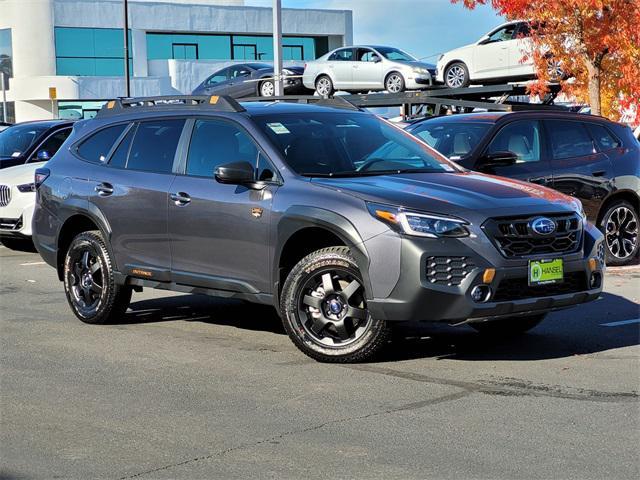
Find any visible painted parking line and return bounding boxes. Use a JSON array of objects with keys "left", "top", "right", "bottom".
[
  {"left": 20, "top": 261, "right": 46, "bottom": 266},
  {"left": 600, "top": 318, "right": 640, "bottom": 327}
]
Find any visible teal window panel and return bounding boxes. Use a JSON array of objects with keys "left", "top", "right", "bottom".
[
  {"left": 55, "top": 27, "right": 95, "bottom": 57},
  {"left": 196, "top": 35, "right": 231, "bottom": 59},
  {"left": 56, "top": 57, "right": 96, "bottom": 76},
  {"left": 0, "top": 28, "right": 13, "bottom": 78}
]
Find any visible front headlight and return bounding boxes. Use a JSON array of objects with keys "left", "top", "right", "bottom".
[
  {"left": 282, "top": 68, "right": 294, "bottom": 76},
  {"left": 367, "top": 202, "right": 470, "bottom": 238},
  {"left": 413, "top": 67, "right": 428, "bottom": 75},
  {"left": 17, "top": 182, "right": 35, "bottom": 193},
  {"left": 572, "top": 198, "right": 586, "bottom": 218}
]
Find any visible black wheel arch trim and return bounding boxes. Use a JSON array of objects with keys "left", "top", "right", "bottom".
[{"left": 274, "top": 206, "right": 372, "bottom": 303}]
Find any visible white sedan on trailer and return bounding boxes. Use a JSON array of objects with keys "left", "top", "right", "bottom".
[
  {"left": 436, "top": 20, "right": 562, "bottom": 88},
  {"left": 0, "top": 162, "right": 42, "bottom": 249}
]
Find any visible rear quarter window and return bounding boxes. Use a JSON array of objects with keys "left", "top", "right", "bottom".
[
  {"left": 76, "top": 124, "right": 128, "bottom": 163},
  {"left": 586, "top": 123, "right": 621, "bottom": 151}
]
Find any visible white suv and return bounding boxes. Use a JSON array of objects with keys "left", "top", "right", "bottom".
[
  {"left": 0, "top": 162, "right": 43, "bottom": 248},
  {"left": 303, "top": 45, "right": 435, "bottom": 96},
  {"left": 436, "top": 21, "right": 546, "bottom": 88}
]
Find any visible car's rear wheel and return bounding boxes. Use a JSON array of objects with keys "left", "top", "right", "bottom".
[
  {"left": 444, "top": 62, "right": 470, "bottom": 88},
  {"left": 315, "top": 75, "right": 334, "bottom": 96},
  {"left": 280, "top": 246, "right": 390, "bottom": 363},
  {"left": 385, "top": 72, "right": 405, "bottom": 93},
  {"left": 601, "top": 200, "right": 639, "bottom": 266},
  {"left": 63, "top": 230, "right": 132, "bottom": 324},
  {"left": 259, "top": 80, "right": 275, "bottom": 97},
  {"left": 470, "top": 314, "right": 546, "bottom": 336}
]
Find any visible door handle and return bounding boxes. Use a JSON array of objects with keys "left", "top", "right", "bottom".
[
  {"left": 528, "top": 177, "right": 550, "bottom": 185},
  {"left": 95, "top": 182, "right": 114, "bottom": 196},
  {"left": 592, "top": 170, "right": 606, "bottom": 177},
  {"left": 170, "top": 192, "right": 191, "bottom": 206}
]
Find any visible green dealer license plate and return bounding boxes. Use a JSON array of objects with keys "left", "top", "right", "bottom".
[{"left": 529, "top": 258, "right": 564, "bottom": 286}]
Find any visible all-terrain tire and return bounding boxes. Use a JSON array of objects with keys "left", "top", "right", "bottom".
[
  {"left": 280, "top": 246, "right": 391, "bottom": 363},
  {"left": 63, "top": 230, "right": 132, "bottom": 324}
]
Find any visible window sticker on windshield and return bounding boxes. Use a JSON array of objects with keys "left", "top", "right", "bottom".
[
  {"left": 441, "top": 164, "right": 455, "bottom": 171},
  {"left": 267, "top": 122, "right": 290, "bottom": 135},
  {"left": 11, "top": 151, "right": 21, "bottom": 157}
]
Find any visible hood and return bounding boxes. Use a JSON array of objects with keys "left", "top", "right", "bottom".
[
  {"left": 399, "top": 61, "right": 436, "bottom": 70},
  {"left": 311, "top": 172, "right": 580, "bottom": 219},
  {"left": 0, "top": 161, "right": 43, "bottom": 185},
  {"left": 283, "top": 65, "right": 305, "bottom": 74},
  {"left": 441, "top": 43, "right": 475, "bottom": 59}
]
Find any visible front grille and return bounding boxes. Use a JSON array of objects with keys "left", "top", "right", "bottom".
[
  {"left": 426, "top": 256, "right": 475, "bottom": 286},
  {"left": 0, "top": 216, "right": 22, "bottom": 230},
  {"left": 483, "top": 213, "right": 583, "bottom": 258},
  {"left": 493, "top": 271, "right": 587, "bottom": 302},
  {"left": 0, "top": 185, "right": 10, "bottom": 207}
]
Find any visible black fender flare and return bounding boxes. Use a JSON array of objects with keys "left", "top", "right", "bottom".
[{"left": 273, "top": 206, "right": 372, "bottom": 300}]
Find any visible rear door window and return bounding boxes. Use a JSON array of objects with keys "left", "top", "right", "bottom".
[
  {"left": 545, "top": 120, "right": 595, "bottom": 159},
  {"left": 126, "top": 119, "right": 185, "bottom": 173},
  {"left": 108, "top": 125, "right": 136, "bottom": 169},
  {"left": 77, "top": 124, "right": 128, "bottom": 163},
  {"left": 330, "top": 48, "right": 354, "bottom": 61}
]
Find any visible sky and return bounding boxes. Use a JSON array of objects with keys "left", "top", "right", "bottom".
[{"left": 244, "top": 0, "right": 504, "bottom": 62}]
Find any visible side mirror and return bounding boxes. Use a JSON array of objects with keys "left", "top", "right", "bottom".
[
  {"left": 479, "top": 151, "right": 518, "bottom": 169},
  {"left": 478, "top": 36, "right": 491, "bottom": 46},
  {"left": 36, "top": 150, "right": 51, "bottom": 161},
  {"left": 215, "top": 161, "right": 257, "bottom": 186},
  {"left": 371, "top": 54, "right": 382, "bottom": 63}
]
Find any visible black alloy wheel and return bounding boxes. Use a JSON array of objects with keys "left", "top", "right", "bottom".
[
  {"left": 280, "top": 246, "right": 390, "bottom": 362},
  {"left": 602, "top": 201, "right": 639, "bottom": 265}
]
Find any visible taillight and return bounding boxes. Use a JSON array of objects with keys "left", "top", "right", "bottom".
[{"left": 34, "top": 167, "right": 50, "bottom": 189}]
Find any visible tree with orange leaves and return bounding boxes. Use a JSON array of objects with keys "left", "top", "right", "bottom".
[{"left": 453, "top": 0, "right": 640, "bottom": 122}]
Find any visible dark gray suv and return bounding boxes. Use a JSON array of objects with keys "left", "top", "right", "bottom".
[{"left": 32, "top": 96, "right": 605, "bottom": 362}]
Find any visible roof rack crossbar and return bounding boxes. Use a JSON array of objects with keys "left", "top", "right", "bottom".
[
  {"left": 241, "top": 95, "right": 360, "bottom": 111},
  {"left": 96, "top": 95, "right": 245, "bottom": 117}
]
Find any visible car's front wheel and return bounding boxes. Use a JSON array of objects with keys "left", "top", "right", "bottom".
[
  {"left": 280, "top": 246, "right": 390, "bottom": 362},
  {"left": 259, "top": 80, "right": 275, "bottom": 97},
  {"left": 601, "top": 200, "right": 639, "bottom": 266},
  {"left": 385, "top": 72, "right": 405, "bottom": 93},
  {"left": 470, "top": 314, "right": 546, "bottom": 336},
  {"left": 444, "top": 62, "right": 470, "bottom": 88},
  {"left": 63, "top": 230, "right": 132, "bottom": 324},
  {"left": 315, "top": 75, "right": 334, "bottom": 97}
]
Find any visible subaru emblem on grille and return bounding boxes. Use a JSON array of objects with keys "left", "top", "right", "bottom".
[{"left": 530, "top": 217, "right": 556, "bottom": 235}]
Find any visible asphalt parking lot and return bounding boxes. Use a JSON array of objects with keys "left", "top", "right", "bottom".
[{"left": 1, "top": 244, "right": 639, "bottom": 480}]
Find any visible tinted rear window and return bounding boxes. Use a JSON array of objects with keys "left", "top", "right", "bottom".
[
  {"left": 586, "top": 123, "right": 621, "bottom": 151},
  {"left": 126, "top": 119, "right": 185, "bottom": 173},
  {"left": 77, "top": 124, "right": 127, "bottom": 163},
  {"left": 546, "top": 120, "right": 595, "bottom": 159}
]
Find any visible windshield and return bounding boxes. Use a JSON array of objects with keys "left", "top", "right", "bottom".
[
  {"left": 374, "top": 47, "right": 416, "bottom": 62},
  {"left": 0, "top": 123, "right": 48, "bottom": 157},
  {"left": 253, "top": 112, "right": 461, "bottom": 177},
  {"left": 409, "top": 121, "right": 493, "bottom": 160}
]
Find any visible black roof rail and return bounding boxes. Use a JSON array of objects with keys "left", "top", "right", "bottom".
[
  {"left": 96, "top": 95, "right": 245, "bottom": 117},
  {"left": 241, "top": 95, "right": 361, "bottom": 111}
]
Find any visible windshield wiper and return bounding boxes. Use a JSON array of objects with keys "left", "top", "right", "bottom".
[{"left": 301, "top": 169, "right": 441, "bottom": 178}]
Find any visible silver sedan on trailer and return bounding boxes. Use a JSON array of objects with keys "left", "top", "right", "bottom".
[{"left": 303, "top": 45, "right": 436, "bottom": 96}]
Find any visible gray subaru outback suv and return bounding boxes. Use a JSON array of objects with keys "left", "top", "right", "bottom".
[{"left": 32, "top": 95, "right": 605, "bottom": 362}]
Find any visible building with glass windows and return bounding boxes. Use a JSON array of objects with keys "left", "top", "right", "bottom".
[{"left": 0, "top": 0, "right": 353, "bottom": 122}]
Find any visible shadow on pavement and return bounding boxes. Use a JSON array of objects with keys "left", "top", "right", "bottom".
[
  {"left": 120, "top": 291, "right": 638, "bottom": 362},
  {"left": 123, "top": 294, "right": 285, "bottom": 334}
]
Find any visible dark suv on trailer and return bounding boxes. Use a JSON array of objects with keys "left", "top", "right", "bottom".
[
  {"left": 407, "top": 112, "right": 640, "bottom": 265},
  {"left": 32, "top": 96, "right": 604, "bottom": 362}
]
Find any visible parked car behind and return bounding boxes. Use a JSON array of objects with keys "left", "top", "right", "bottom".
[
  {"left": 0, "top": 162, "right": 48, "bottom": 249},
  {"left": 32, "top": 95, "right": 604, "bottom": 363},
  {"left": 0, "top": 120, "right": 73, "bottom": 169},
  {"left": 0, "top": 121, "right": 12, "bottom": 132},
  {"left": 303, "top": 45, "right": 436, "bottom": 96},
  {"left": 436, "top": 21, "right": 562, "bottom": 88},
  {"left": 406, "top": 111, "right": 640, "bottom": 265},
  {"left": 192, "top": 63, "right": 306, "bottom": 98}
]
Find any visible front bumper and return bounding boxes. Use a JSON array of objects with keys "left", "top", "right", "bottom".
[
  {"left": 405, "top": 73, "right": 434, "bottom": 90},
  {"left": 283, "top": 77, "right": 308, "bottom": 94},
  {"left": 366, "top": 228, "right": 604, "bottom": 324},
  {"left": 0, "top": 201, "right": 35, "bottom": 238}
]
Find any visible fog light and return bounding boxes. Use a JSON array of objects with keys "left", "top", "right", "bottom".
[
  {"left": 471, "top": 285, "right": 491, "bottom": 303},
  {"left": 590, "top": 272, "right": 602, "bottom": 289}
]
